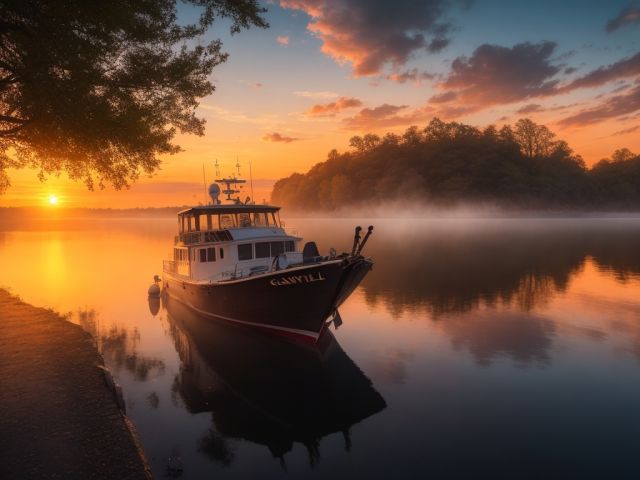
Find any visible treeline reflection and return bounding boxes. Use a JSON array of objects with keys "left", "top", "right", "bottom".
[
  {"left": 72, "top": 308, "right": 166, "bottom": 381},
  {"left": 357, "top": 220, "right": 640, "bottom": 317}
]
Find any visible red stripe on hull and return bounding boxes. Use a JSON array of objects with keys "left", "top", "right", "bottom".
[{"left": 249, "top": 323, "right": 320, "bottom": 346}]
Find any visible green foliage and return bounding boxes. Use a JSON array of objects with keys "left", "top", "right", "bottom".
[
  {"left": 272, "top": 118, "right": 639, "bottom": 211},
  {"left": 0, "top": 0, "right": 267, "bottom": 192}
]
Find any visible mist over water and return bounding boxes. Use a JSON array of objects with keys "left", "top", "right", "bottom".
[{"left": 1, "top": 214, "right": 640, "bottom": 478}]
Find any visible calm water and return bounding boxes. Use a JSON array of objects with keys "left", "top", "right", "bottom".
[{"left": 2, "top": 216, "right": 640, "bottom": 479}]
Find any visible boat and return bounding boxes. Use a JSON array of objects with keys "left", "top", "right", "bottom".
[
  {"left": 162, "top": 171, "right": 374, "bottom": 344},
  {"left": 164, "top": 297, "right": 386, "bottom": 467}
]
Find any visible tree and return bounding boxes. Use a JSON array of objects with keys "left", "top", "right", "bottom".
[
  {"left": 514, "top": 118, "right": 555, "bottom": 158},
  {"left": 349, "top": 136, "right": 366, "bottom": 152},
  {"left": 0, "top": 0, "right": 267, "bottom": 193},
  {"left": 402, "top": 125, "right": 423, "bottom": 145},
  {"left": 272, "top": 118, "right": 640, "bottom": 211},
  {"left": 611, "top": 148, "right": 636, "bottom": 163}
]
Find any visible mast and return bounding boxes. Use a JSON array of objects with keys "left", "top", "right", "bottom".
[
  {"left": 249, "top": 160, "right": 254, "bottom": 203},
  {"left": 215, "top": 159, "right": 246, "bottom": 202},
  {"left": 202, "top": 164, "right": 207, "bottom": 205}
]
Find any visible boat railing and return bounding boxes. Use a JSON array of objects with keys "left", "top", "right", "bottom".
[
  {"left": 216, "top": 266, "right": 266, "bottom": 282},
  {"left": 218, "top": 270, "right": 241, "bottom": 281},
  {"left": 175, "top": 230, "right": 234, "bottom": 245},
  {"left": 163, "top": 259, "right": 177, "bottom": 274}
]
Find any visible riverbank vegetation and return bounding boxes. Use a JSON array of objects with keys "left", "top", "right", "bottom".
[
  {"left": 0, "top": 0, "right": 267, "bottom": 193},
  {"left": 271, "top": 118, "right": 640, "bottom": 211}
]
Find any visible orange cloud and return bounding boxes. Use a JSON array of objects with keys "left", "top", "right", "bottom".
[
  {"left": 262, "top": 132, "right": 300, "bottom": 143},
  {"left": 612, "top": 125, "right": 640, "bottom": 136},
  {"left": 342, "top": 103, "right": 433, "bottom": 130},
  {"left": 305, "top": 96, "right": 363, "bottom": 117},
  {"left": 276, "top": 35, "right": 289, "bottom": 45}
]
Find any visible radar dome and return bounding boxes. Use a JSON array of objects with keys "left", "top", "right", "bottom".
[{"left": 208, "top": 183, "right": 221, "bottom": 205}]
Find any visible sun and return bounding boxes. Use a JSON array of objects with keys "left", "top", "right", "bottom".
[{"left": 48, "top": 194, "right": 58, "bottom": 205}]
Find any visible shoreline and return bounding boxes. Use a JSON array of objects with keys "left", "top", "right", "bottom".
[{"left": 0, "top": 288, "right": 152, "bottom": 479}]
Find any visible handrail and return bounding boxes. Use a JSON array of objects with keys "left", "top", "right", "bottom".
[
  {"left": 163, "top": 260, "right": 177, "bottom": 274},
  {"left": 176, "top": 229, "right": 234, "bottom": 245}
]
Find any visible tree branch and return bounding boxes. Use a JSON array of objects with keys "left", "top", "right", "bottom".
[
  {"left": 0, "top": 123, "right": 26, "bottom": 136},
  {"left": 0, "top": 114, "right": 28, "bottom": 124}
]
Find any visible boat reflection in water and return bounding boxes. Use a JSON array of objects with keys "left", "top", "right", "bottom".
[{"left": 163, "top": 295, "right": 387, "bottom": 467}]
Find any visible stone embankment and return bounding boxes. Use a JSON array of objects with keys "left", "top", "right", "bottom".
[{"left": 0, "top": 289, "right": 152, "bottom": 479}]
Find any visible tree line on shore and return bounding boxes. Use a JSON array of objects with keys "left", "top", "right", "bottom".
[{"left": 271, "top": 118, "right": 640, "bottom": 211}]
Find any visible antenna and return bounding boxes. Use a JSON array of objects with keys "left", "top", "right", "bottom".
[
  {"left": 249, "top": 160, "right": 254, "bottom": 204},
  {"left": 214, "top": 159, "right": 220, "bottom": 178},
  {"left": 202, "top": 164, "right": 207, "bottom": 205},
  {"left": 236, "top": 157, "right": 241, "bottom": 177}
]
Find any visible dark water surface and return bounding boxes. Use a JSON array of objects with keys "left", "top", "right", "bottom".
[{"left": 2, "top": 217, "right": 640, "bottom": 479}]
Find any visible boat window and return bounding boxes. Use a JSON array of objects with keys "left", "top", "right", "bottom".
[
  {"left": 199, "top": 248, "right": 215, "bottom": 262},
  {"left": 220, "top": 247, "right": 224, "bottom": 259},
  {"left": 238, "top": 243, "right": 253, "bottom": 261},
  {"left": 220, "top": 214, "right": 235, "bottom": 229},
  {"left": 238, "top": 213, "right": 252, "bottom": 227},
  {"left": 285, "top": 240, "right": 295, "bottom": 252},
  {"left": 270, "top": 241, "right": 284, "bottom": 256},
  {"left": 206, "top": 230, "right": 232, "bottom": 242},
  {"left": 253, "top": 213, "right": 267, "bottom": 227},
  {"left": 255, "top": 242, "right": 270, "bottom": 258}
]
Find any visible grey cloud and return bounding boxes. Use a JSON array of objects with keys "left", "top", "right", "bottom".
[
  {"left": 559, "top": 85, "right": 640, "bottom": 127},
  {"left": 606, "top": 6, "right": 640, "bottom": 32},
  {"left": 280, "top": 0, "right": 454, "bottom": 76},
  {"left": 517, "top": 104, "right": 544, "bottom": 114},
  {"left": 438, "top": 42, "right": 561, "bottom": 108},
  {"left": 561, "top": 51, "right": 640, "bottom": 91}
]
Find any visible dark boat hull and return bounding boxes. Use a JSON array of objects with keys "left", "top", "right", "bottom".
[{"left": 163, "top": 257, "right": 372, "bottom": 343}]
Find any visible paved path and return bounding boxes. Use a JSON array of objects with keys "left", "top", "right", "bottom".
[{"left": 0, "top": 289, "right": 152, "bottom": 479}]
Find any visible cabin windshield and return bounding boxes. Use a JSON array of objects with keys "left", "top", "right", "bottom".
[{"left": 178, "top": 209, "right": 281, "bottom": 233}]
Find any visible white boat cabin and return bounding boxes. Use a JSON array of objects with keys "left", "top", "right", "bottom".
[{"left": 164, "top": 204, "right": 303, "bottom": 282}]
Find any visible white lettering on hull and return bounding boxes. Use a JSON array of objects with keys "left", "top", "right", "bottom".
[{"left": 270, "top": 272, "right": 326, "bottom": 286}]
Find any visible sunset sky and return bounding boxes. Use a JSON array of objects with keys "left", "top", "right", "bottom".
[{"left": 3, "top": 0, "right": 640, "bottom": 208}]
